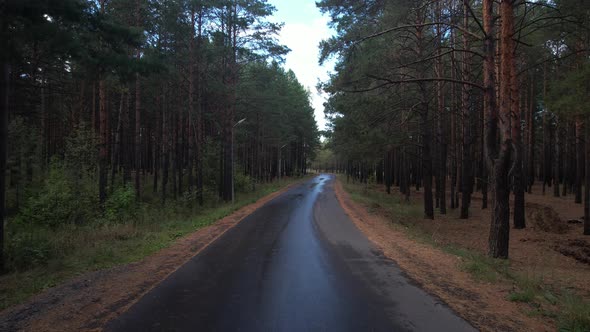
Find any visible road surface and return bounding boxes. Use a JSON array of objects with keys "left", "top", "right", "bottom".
[{"left": 106, "top": 175, "right": 476, "bottom": 332}]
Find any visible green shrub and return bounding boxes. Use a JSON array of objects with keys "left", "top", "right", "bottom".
[
  {"left": 6, "top": 231, "right": 52, "bottom": 270},
  {"left": 104, "top": 185, "right": 136, "bottom": 223},
  {"left": 16, "top": 160, "right": 98, "bottom": 227},
  {"left": 234, "top": 172, "right": 254, "bottom": 193}
]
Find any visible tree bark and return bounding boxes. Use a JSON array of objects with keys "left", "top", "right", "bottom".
[
  {"left": 576, "top": 117, "right": 584, "bottom": 204},
  {"left": 585, "top": 116, "right": 590, "bottom": 235},
  {"left": 436, "top": 0, "right": 447, "bottom": 215},
  {"left": 98, "top": 78, "right": 108, "bottom": 205},
  {"left": 460, "top": 0, "right": 473, "bottom": 219},
  {"left": 484, "top": 0, "right": 511, "bottom": 259},
  {"left": 135, "top": 0, "right": 142, "bottom": 200},
  {"left": 0, "top": 62, "right": 9, "bottom": 272},
  {"left": 512, "top": 59, "right": 525, "bottom": 229}
]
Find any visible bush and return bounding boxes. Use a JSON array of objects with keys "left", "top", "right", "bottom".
[
  {"left": 6, "top": 231, "right": 52, "bottom": 270},
  {"left": 104, "top": 185, "right": 136, "bottom": 223},
  {"left": 234, "top": 172, "right": 254, "bottom": 193},
  {"left": 16, "top": 160, "right": 98, "bottom": 228}
]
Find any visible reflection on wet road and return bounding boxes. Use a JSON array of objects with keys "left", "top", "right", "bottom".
[{"left": 106, "top": 175, "right": 476, "bottom": 332}]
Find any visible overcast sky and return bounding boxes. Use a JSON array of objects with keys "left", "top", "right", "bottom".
[{"left": 268, "top": 0, "right": 335, "bottom": 131}]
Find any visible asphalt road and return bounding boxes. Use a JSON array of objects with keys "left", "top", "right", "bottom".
[{"left": 105, "top": 175, "right": 476, "bottom": 332}]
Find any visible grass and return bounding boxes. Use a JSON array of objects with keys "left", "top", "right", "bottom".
[
  {"left": 338, "top": 175, "right": 590, "bottom": 332},
  {"left": 341, "top": 179, "right": 422, "bottom": 221},
  {"left": 0, "top": 176, "right": 308, "bottom": 311},
  {"left": 559, "top": 293, "right": 590, "bottom": 332}
]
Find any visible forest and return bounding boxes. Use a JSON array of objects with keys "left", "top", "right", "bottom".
[
  {"left": 0, "top": 0, "right": 319, "bottom": 277},
  {"left": 316, "top": 0, "right": 590, "bottom": 259},
  {"left": 1, "top": 0, "right": 590, "bottom": 331}
]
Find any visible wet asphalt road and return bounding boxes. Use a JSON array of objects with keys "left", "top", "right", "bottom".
[{"left": 105, "top": 175, "right": 476, "bottom": 332}]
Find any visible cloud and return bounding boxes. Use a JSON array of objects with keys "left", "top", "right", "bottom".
[{"left": 277, "top": 16, "right": 334, "bottom": 131}]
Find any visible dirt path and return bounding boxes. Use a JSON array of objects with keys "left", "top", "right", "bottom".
[
  {"left": 0, "top": 181, "right": 303, "bottom": 332},
  {"left": 333, "top": 179, "right": 550, "bottom": 332}
]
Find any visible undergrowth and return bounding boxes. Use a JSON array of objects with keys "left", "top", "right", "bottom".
[{"left": 0, "top": 175, "right": 308, "bottom": 311}]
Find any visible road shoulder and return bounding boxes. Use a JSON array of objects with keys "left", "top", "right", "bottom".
[{"left": 333, "top": 178, "right": 549, "bottom": 332}]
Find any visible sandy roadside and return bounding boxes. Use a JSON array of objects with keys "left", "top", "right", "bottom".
[
  {"left": 333, "top": 178, "right": 551, "bottom": 332},
  {"left": 0, "top": 179, "right": 307, "bottom": 332}
]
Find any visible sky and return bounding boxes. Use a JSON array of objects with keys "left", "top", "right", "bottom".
[{"left": 268, "top": 0, "right": 335, "bottom": 131}]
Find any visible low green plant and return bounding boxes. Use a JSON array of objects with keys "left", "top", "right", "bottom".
[
  {"left": 509, "top": 289, "right": 537, "bottom": 303},
  {"left": 558, "top": 292, "right": 590, "bottom": 332},
  {"left": 104, "top": 185, "right": 136, "bottom": 223},
  {"left": 234, "top": 172, "right": 254, "bottom": 193},
  {"left": 5, "top": 230, "right": 53, "bottom": 270},
  {"left": 16, "top": 160, "right": 98, "bottom": 228}
]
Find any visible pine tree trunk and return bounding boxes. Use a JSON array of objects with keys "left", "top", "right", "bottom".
[
  {"left": 187, "top": 5, "right": 195, "bottom": 196},
  {"left": 0, "top": 62, "right": 9, "bottom": 272},
  {"left": 122, "top": 92, "right": 131, "bottom": 184},
  {"left": 161, "top": 88, "right": 169, "bottom": 205},
  {"left": 460, "top": 0, "right": 472, "bottom": 219},
  {"left": 196, "top": 8, "right": 204, "bottom": 206},
  {"left": 512, "top": 65, "right": 525, "bottom": 229},
  {"left": 488, "top": 0, "right": 515, "bottom": 259},
  {"left": 436, "top": 0, "right": 446, "bottom": 215},
  {"left": 483, "top": 0, "right": 504, "bottom": 257},
  {"left": 585, "top": 116, "right": 590, "bottom": 235},
  {"left": 554, "top": 123, "right": 561, "bottom": 197},
  {"left": 98, "top": 79, "right": 108, "bottom": 205},
  {"left": 134, "top": 0, "right": 142, "bottom": 200},
  {"left": 576, "top": 117, "right": 584, "bottom": 204},
  {"left": 111, "top": 92, "right": 124, "bottom": 189}
]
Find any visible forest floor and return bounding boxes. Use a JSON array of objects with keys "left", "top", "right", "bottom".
[
  {"left": 0, "top": 176, "right": 309, "bottom": 332},
  {"left": 335, "top": 177, "right": 590, "bottom": 332}
]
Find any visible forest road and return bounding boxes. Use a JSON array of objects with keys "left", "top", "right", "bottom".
[{"left": 105, "top": 174, "right": 476, "bottom": 332}]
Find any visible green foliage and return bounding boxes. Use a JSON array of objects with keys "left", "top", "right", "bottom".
[
  {"left": 104, "top": 185, "right": 136, "bottom": 223},
  {"left": 548, "top": 63, "right": 590, "bottom": 117},
  {"left": 508, "top": 289, "right": 537, "bottom": 303},
  {"left": 16, "top": 160, "right": 98, "bottom": 228},
  {"left": 237, "top": 62, "right": 320, "bottom": 175},
  {"left": 234, "top": 172, "right": 254, "bottom": 193},
  {"left": 64, "top": 122, "right": 98, "bottom": 174},
  {"left": 5, "top": 231, "right": 52, "bottom": 271},
  {"left": 0, "top": 176, "right": 307, "bottom": 310}
]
